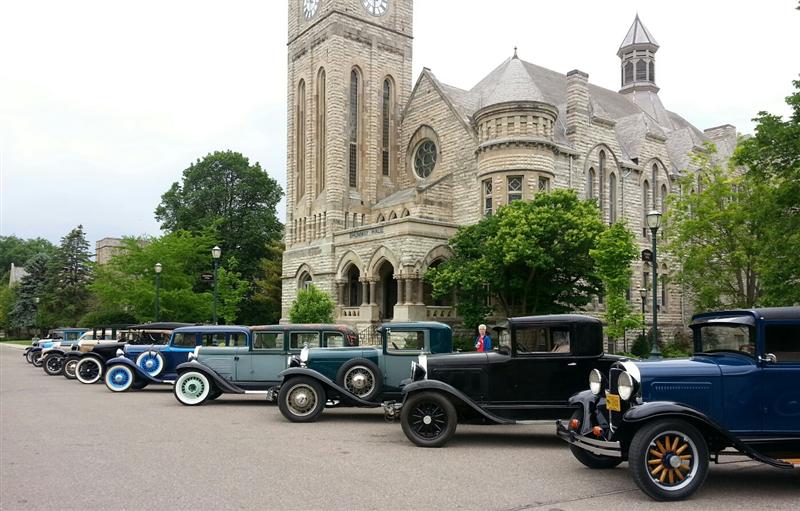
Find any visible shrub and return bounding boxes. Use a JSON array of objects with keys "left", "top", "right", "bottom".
[
  {"left": 631, "top": 333, "right": 652, "bottom": 358},
  {"left": 289, "top": 285, "right": 334, "bottom": 324}
]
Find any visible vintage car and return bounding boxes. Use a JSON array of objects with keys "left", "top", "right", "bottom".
[
  {"left": 69, "top": 323, "right": 190, "bottom": 383},
  {"left": 24, "top": 328, "right": 89, "bottom": 366},
  {"left": 557, "top": 307, "right": 800, "bottom": 501},
  {"left": 103, "top": 325, "right": 250, "bottom": 392},
  {"left": 40, "top": 326, "right": 125, "bottom": 376},
  {"left": 389, "top": 315, "right": 625, "bottom": 447},
  {"left": 172, "top": 324, "right": 359, "bottom": 405},
  {"left": 273, "top": 322, "right": 453, "bottom": 422}
]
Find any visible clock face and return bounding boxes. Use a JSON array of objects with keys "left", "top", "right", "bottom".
[
  {"left": 362, "top": 0, "right": 388, "bottom": 16},
  {"left": 303, "top": 0, "right": 319, "bottom": 20}
]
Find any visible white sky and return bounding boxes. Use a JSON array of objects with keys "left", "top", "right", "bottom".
[{"left": 1, "top": 0, "right": 798, "bottom": 247}]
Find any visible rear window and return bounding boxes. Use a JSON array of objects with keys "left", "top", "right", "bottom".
[
  {"left": 290, "top": 332, "right": 320, "bottom": 349},
  {"left": 172, "top": 333, "right": 196, "bottom": 347},
  {"left": 324, "top": 332, "right": 345, "bottom": 347},
  {"left": 201, "top": 333, "right": 247, "bottom": 347},
  {"left": 765, "top": 324, "right": 800, "bottom": 363},
  {"left": 515, "top": 327, "right": 571, "bottom": 354},
  {"left": 387, "top": 331, "right": 425, "bottom": 353},
  {"left": 254, "top": 332, "right": 282, "bottom": 350}
]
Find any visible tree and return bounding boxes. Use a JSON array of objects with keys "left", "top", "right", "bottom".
[
  {"left": 249, "top": 241, "right": 285, "bottom": 325},
  {"left": 90, "top": 230, "right": 217, "bottom": 323},
  {"left": 216, "top": 257, "right": 250, "bottom": 324},
  {"left": 0, "top": 285, "right": 16, "bottom": 333},
  {"left": 289, "top": 284, "right": 334, "bottom": 324},
  {"left": 427, "top": 190, "right": 605, "bottom": 329},
  {"left": 42, "top": 225, "right": 93, "bottom": 325},
  {"left": 0, "top": 235, "right": 56, "bottom": 282},
  {"left": 9, "top": 253, "right": 50, "bottom": 330},
  {"left": 155, "top": 151, "right": 284, "bottom": 279},
  {"left": 590, "top": 222, "right": 642, "bottom": 352},
  {"left": 734, "top": 79, "right": 800, "bottom": 306}
]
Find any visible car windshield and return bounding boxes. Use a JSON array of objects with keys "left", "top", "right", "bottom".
[{"left": 696, "top": 324, "right": 754, "bottom": 356}]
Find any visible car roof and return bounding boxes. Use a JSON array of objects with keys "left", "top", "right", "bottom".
[
  {"left": 508, "top": 314, "right": 602, "bottom": 327},
  {"left": 377, "top": 321, "right": 452, "bottom": 331},
  {"left": 692, "top": 307, "right": 800, "bottom": 324},
  {"left": 250, "top": 324, "right": 356, "bottom": 332},
  {"left": 172, "top": 325, "right": 251, "bottom": 334},
  {"left": 129, "top": 322, "right": 194, "bottom": 330}
]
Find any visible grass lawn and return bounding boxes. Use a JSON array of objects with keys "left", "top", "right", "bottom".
[{"left": 0, "top": 339, "right": 33, "bottom": 345}]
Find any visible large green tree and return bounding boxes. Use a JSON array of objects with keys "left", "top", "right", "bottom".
[
  {"left": 427, "top": 190, "right": 605, "bottom": 329},
  {"left": 9, "top": 253, "right": 50, "bottom": 330},
  {"left": 734, "top": 79, "right": 800, "bottom": 306},
  {"left": 43, "top": 225, "right": 93, "bottom": 325},
  {"left": 590, "top": 222, "right": 642, "bottom": 351},
  {"left": 0, "top": 235, "right": 56, "bottom": 282},
  {"left": 155, "top": 150, "right": 284, "bottom": 279},
  {"left": 249, "top": 241, "right": 285, "bottom": 325}
]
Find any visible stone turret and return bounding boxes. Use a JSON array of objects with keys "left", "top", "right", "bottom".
[{"left": 618, "top": 15, "right": 659, "bottom": 94}]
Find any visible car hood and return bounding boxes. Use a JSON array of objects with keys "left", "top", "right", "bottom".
[
  {"left": 625, "top": 356, "right": 724, "bottom": 413},
  {"left": 426, "top": 352, "right": 489, "bottom": 368},
  {"left": 124, "top": 344, "right": 167, "bottom": 354}
]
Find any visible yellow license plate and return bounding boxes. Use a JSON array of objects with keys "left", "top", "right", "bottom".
[{"left": 606, "top": 393, "right": 621, "bottom": 412}]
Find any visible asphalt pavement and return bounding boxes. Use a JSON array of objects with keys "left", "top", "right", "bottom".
[{"left": 1, "top": 343, "right": 797, "bottom": 510}]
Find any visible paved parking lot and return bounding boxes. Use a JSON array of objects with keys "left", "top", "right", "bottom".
[{"left": 1, "top": 343, "right": 797, "bottom": 510}]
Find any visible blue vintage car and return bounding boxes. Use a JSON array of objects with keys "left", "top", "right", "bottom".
[
  {"left": 103, "top": 325, "right": 251, "bottom": 392},
  {"left": 172, "top": 324, "right": 359, "bottom": 405},
  {"left": 273, "top": 322, "right": 453, "bottom": 422},
  {"left": 557, "top": 307, "right": 800, "bottom": 501}
]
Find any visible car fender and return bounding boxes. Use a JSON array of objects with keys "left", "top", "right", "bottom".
[
  {"left": 402, "top": 379, "right": 514, "bottom": 425},
  {"left": 105, "top": 356, "right": 161, "bottom": 383},
  {"left": 278, "top": 367, "right": 377, "bottom": 407},
  {"left": 63, "top": 351, "right": 83, "bottom": 360},
  {"left": 568, "top": 389, "right": 601, "bottom": 436},
  {"left": 43, "top": 349, "right": 67, "bottom": 358},
  {"left": 175, "top": 361, "right": 244, "bottom": 394},
  {"left": 28, "top": 347, "right": 42, "bottom": 355},
  {"left": 623, "top": 401, "right": 791, "bottom": 468}
]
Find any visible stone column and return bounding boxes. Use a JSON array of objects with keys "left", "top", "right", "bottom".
[
  {"left": 417, "top": 277, "right": 425, "bottom": 305},
  {"left": 335, "top": 280, "right": 345, "bottom": 306},
  {"left": 369, "top": 280, "right": 377, "bottom": 306},
  {"left": 360, "top": 279, "right": 369, "bottom": 306},
  {"left": 405, "top": 277, "right": 413, "bottom": 305},
  {"left": 396, "top": 275, "right": 404, "bottom": 306}
]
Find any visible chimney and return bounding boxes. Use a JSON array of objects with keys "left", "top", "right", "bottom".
[{"left": 566, "top": 69, "right": 589, "bottom": 140}]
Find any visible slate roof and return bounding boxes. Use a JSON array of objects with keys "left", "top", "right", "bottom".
[{"left": 619, "top": 15, "right": 659, "bottom": 49}]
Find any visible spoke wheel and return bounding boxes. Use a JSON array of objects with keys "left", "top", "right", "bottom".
[
  {"left": 136, "top": 351, "right": 164, "bottom": 377},
  {"left": 105, "top": 365, "right": 135, "bottom": 392},
  {"left": 336, "top": 359, "right": 382, "bottom": 401},
  {"left": 174, "top": 372, "right": 211, "bottom": 406},
  {"left": 43, "top": 354, "right": 64, "bottom": 376},
  {"left": 629, "top": 419, "right": 709, "bottom": 501},
  {"left": 63, "top": 359, "right": 79, "bottom": 379},
  {"left": 76, "top": 357, "right": 103, "bottom": 384},
  {"left": 277, "top": 377, "right": 326, "bottom": 422},
  {"left": 400, "top": 391, "right": 457, "bottom": 448},
  {"left": 31, "top": 352, "right": 43, "bottom": 367}
]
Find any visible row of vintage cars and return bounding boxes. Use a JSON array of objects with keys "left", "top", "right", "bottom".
[{"left": 22, "top": 307, "right": 800, "bottom": 501}]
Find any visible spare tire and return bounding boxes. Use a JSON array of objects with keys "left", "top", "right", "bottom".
[
  {"left": 335, "top": 358, "right": 382, "bottom": 401},
  {"left": 136, "top": 351, "right": 165, "bottom": 377}
]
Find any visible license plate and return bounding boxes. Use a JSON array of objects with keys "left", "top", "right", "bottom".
[{"left": 606, "top": 392, "right": 621, "bottom": 412}]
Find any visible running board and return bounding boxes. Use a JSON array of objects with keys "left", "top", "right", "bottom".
[{"left": 243, "top": 390, "right": 269, "bottom": 394}]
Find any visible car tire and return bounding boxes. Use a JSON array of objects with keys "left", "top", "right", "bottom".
[
  {"left": 278, "top": 376, "right": 326, "bottom": 422},
  {"left": 42, "top": 353, "right": 65, "bottom": 376},
  {"left": 400, "top": 391, "right": 458, "bottom": 448},
  {"left": 75, "top": 357, "right": 104, "bottom": 384},
  {"left": 63, "top": 358, "right": 79, "bottom": 379},
  {"left": 628, "top": 419, "right": 709, "bottom": 501},
  {"left": 174, "top": 371, "right": 212, "bottom": 406},
  {"left": 135, "top": 351, "right": 164, "bottom": 377},
  {"left": 25, "top": 350, "right": 35, "bottom": 364},
  {"left": 567, "top": 410, "right": 623, "bottom": 469},
  {"left": 105, "top": 365, "right": 135, "bottom": 392},
  {"left": 31, "top": 351, "right": 44, "bottom": 367},
  {"left": 335, "top": 358, "right": 383, "bottom": 401}
]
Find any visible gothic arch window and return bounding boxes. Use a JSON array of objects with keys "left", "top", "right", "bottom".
[
  {"left": 348, "top": 68, "right": 362, "bottom": 188},
  {"left": 587, "top": 168, "right": 595, "bottom": 199},
  {"left": 298, "top": 271, "right": 312, "bottom": 290},
  {"left": 401, "top": 209, "right": 410, "bottom": 218},
  {"left": 377, "top": 214, "right": 385, "bottom": 223},
  {"left": 649, "top": 61, "right": 655, "bottom": 83},
  {"left": 624, "top": 61, "right": 634, "bottom": 85},
  {"left": 599, "top": 151, "right": 606, "bottom": 216},
  {"left": 636, "top": 60, "right": 647, "bottom": 81},
  {"left": 660, "top": 184, "right": 668, "bottom": 213},
  {"left": 388, "top": 211, "right": 397, "bottom": 221},
  {"left": 642, "top": 179, "right": 650, "bottom": 236},
  {"left": 609, "top": 172, "right": 617, "bottom": 223},
  {"left": 381, "top": 77, "right": 394, "bottom": 177},
  {"left": 315, "top": 68, "right": 326, "bottom": 196},
  {"left": 296, "top": 79, "right": 306, "bottom": 201},
  {"left": 651, "top": 164, "right": 658, "bottom": 203},
  {"left": 660, "top": 264, "right": 668, "bottom": 310}
]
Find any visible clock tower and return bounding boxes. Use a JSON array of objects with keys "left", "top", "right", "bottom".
[{"left": 283, "top": 0, "right": 414, "bottom": 311}]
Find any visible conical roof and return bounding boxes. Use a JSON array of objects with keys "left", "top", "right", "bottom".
[
  {"left": 618, "top": 15, "right": 659, "bottom": 51},
  {"left": 478, "top": 55, "right": 547, "bottom": 109}
]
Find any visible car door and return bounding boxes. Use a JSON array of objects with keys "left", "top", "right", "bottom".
[
  {"left": 239, "top": 330, "right": 287, "bottom": 386},
  {"left": 382, "top": 329, "right": 428, "bottom": 393},
  {"left": 197, "top": 333, "right": 241, "bottom": 381},
  {"left": 760, "top": 321, "right": 800, "bottom": 433},
  {"left": 489, "top": 324, "right": 583, "bottom": 409}
]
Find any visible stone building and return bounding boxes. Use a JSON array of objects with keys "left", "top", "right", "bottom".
[{"left": 281, "top": 1, "right": 737, "bottom": 338}]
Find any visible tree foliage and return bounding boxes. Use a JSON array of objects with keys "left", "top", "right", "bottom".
[
  {"left": 155, "top": 150, "right": 284, "bottom": 279},
  {"left": 427, "top": 190, "right": 605, "bottom": 329},
  {"left": 0, "top": 235, "right": 56, "bottom": 282},
  {"left": 42, "top": 225, "right": 93, "bottom": 325},
  {"left": 249, "top": 241, "right": 285, "bottom": 325},
  {"left": 591, "top": 222, "right": 642, "bottom": 346},
  {"left": 9, "top": 253, "right": 50, "bottom": 329},
  {"left": 289, "top": 284, "right": 334, "bottom": 324},
  {"left": 216, "top": 257, "right": 250, "bottom": 324}
]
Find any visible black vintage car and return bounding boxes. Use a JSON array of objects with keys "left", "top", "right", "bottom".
[{"left": 387, "top": 315, "right": 624, "bottom": 447}]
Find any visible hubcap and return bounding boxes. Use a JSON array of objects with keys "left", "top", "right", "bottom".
[
  {"left": 287, "top": 385, "right": 317, "bottom": 416},
  {"left": 114, "top": 372, "right": 124, "bottom": 383},
  {"left": 344, "top": 367, "right": 374, "bottom": 397},
  {"left": 410, "top": 401, "right": 447, "bottom": 439},
  {"left": 181, "top": 376, "right": 205, "bottom": 399},
  {"left": 646, "top": 431, "right": 698, "bottom": 490}
]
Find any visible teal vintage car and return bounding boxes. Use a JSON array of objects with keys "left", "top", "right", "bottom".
[
  {"left": 274, "top": 322, "right": 453, "bottom": 422},
  {"left": 172, "top": 324, "right": 359, "bottom": 405}
]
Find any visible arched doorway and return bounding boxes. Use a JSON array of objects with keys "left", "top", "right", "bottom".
[
  {"left": 344, "top": 264, "right": 362, "bottom": 307},
  {"left": 377, "top": 260, "right": 396, "bottom": 320}
]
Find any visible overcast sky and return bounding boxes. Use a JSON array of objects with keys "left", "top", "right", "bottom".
[{"left": 1, "top": 0, "right": 798, "bottom": 248}]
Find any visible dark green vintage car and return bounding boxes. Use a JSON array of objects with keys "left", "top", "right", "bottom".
[{"left": 273, "top": 322, "right": 453, "bottom": 422}]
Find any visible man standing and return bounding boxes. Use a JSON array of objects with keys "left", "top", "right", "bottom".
[{"left": 475, "top": 324, "right": 492, "bottom": 352}]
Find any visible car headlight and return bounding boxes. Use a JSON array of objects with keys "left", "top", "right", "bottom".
[
  {"left": 116, "top": 348, "right": 124, "bottom": 357},
  {"left": 188, "top": 347, "right": 199, "bottom": 361},
  {"left": 288, "top": 356, "right": 301, "bottom": 368},
  {"left": 617, "top": 371, "right": 635, "bottom": 401},
  {"left": 411, "top": 361, "right": 427, "bottom": 381},
  {"left": 589, "top": 369, "right": 603, "bottom": 396},
  {"left": 299, "top": 346, "right": 309, "bottom": 364}
]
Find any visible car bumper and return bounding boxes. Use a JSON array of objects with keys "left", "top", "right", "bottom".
[
  {"left": 382, "top": 401, "right": 402, "bottom": 421},
  {"left": 555, "top": 419, "right": 623, "bottom": 458}
]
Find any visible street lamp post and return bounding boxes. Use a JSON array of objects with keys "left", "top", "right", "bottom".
[
  {"left": 34, "top": 297, "right": 40, "bottom": 337},
  {"left": 154, "top": 263, "right": 162, "bottom": 321},
  {"left": 211, "top": 246, "right": 221, "bottom": 324},
  {"left": 646, "top": 210, "right": 662, "bottom": 359},
  {"left": 639, "top": 287, "right": 647, "bottom": 346}
]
